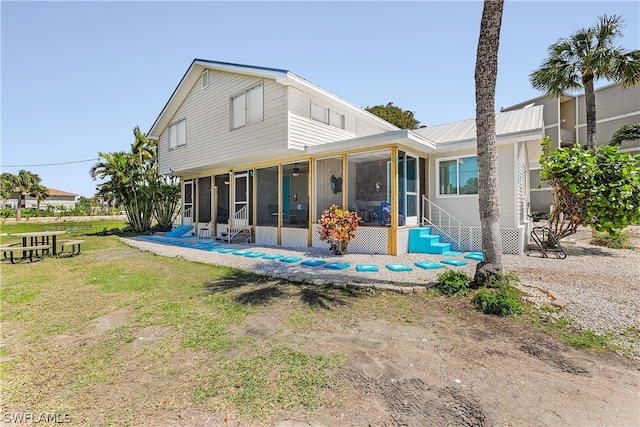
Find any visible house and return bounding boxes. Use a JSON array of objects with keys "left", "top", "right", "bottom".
[
  {"left": 6, "top": 187, "right": 77, "bottom": 210},
  {"left": 148, "top": 59, "right": 544, "bottom": 255},
  {"left": 502, "top": 82, "right": 640, "bottom": 214}
]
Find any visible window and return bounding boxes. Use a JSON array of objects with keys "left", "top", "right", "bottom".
[
  {"left": 330, "top": 110, "right": 345, "bottom": 129},
  {"left": 231, "top": 84, "right": 263, "bottom": 129},
  {"left": 202, "top": 70, "right": 209, "bottom": 89},
  {"left": 169, "top": 119, "right": 186, "bottom": 150},
  {"left": 311, "top": 102, "right": 345, "bottom": 130},
  {"left": 311, "top": 103, "right": 329, "bottom": 124},
  {"left": 438, "top": 156, "right": 478, "bottom": 195}
]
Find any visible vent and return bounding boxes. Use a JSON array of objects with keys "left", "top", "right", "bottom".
[{"left": 202, "top": 70, "right": 209, "bottom": 89}]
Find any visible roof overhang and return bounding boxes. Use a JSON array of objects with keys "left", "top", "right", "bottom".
[{"left": 304, "top": 129, "right": 437, "bottom": 156}]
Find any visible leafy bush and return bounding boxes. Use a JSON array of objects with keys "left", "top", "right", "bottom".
[
  {"left": 472, "top": 284, "right": 524, "bottom": 316},
  {"left": 434, "top": 270, "right": 472, "bottom": 297},
  {"left": 318, "top": 204, "right": 361, "bottom": 255}
]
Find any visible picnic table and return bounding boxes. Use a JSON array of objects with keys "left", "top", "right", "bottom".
[{"left": 10, "top": 230, "right": 67, "bottom": 256}]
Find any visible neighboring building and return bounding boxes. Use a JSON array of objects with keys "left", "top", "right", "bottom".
[
  {"left": 502, "top": 83, "right": 640, "bottom": 214},
  {"left": 148, "top": 59, "right": 544, "bottom": 255},
  {"left": 6, "top": 187, "right": 78, "bottom": 211}
]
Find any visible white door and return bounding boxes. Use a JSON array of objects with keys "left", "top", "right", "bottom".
[{"left": 233, "top": 172, "right": 249, "bottom": 227}]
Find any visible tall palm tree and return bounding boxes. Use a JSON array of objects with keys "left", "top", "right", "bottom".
[
  {"left": 530, "top": 15, "right": 640, "bottom": 150},
  {"left": 14, "top": 170, "right": 43, "bottom": 221},
  {"left": 30, "top": 184, "right": 50, "bottom": 211},
  {"left": 474, "top": 0, "right": 504, "bottom": 286}
]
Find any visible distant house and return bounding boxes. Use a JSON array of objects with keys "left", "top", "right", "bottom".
[
  {"left": 147, "top": 59, "right": 544, "bottom": 255},
  {"left": 6, "top": 187, "right": 78, "bottom": 211},
  {"left": 502, "top": 82, "right": 640, "bottom": 214}
]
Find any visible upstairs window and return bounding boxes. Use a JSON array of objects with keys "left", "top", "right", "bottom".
[
  {"left": 231, "top": 84, "right": 263, "bottom": 129},
  {"left": 311, "top": 102, "right": 345, "bottom": 130},
  {"left": 169, "top": 119, "right": 186, "bottom": 150},
  {"left": 437, "top": 156, "right": 478, "bottom": 195}
]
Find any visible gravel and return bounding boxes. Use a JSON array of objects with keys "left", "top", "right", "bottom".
[{"left": 123, "top": 226, "right": 640, "bottom": 360}]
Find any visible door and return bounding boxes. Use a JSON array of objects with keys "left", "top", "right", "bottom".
[
  {"left": 233, "top": 172, "right": 249, "bottom": 227},
  {"left": 183, "top": 180, "right": 195, "bottom": 225}
]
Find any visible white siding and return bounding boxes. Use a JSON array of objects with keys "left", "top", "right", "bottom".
[
  {"left": 158, "top": 70, "right": 287, "bottom": 175},
  {"left": 287, "top": 87, "right": 395, "bottom": 150},
  {"left": 429, "top": 145, "right": 516, "bottom": 228}
]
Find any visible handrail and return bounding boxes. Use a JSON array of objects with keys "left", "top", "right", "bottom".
[
  {"left": 182, "top": 207, "right": 192, "bottom": 226},
  {"left": 227, "top": 205, "right": 248, "bottom": 243},
  {"left": 421, "top": 195, "right": 462, "bottom": 251}
]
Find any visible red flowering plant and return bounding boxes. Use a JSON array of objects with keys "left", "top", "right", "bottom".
[{"left": 318, "top": 204, "right": 361, "bottom": 255}]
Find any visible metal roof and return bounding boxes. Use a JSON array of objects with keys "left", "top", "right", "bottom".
[{"left": 413, "top": 105, "right": 544, "bottom": 149}]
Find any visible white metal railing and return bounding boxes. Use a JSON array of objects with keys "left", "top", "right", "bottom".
[
  {"left": 421, "top": 195, "right": 462, "bottom": 251},
  {"left": 227, "top": 205, "right": 248, "bottom": 243},
  {"left": 560, "top": 129, "right": 575, "bottom": 144},
  {"left": 182, "top": 207, "right": 192, "bottom": 226}
]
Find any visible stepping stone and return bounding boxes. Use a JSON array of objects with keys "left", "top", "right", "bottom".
[
  {"left": 244, "top": 252, "right": 265, "bottom": 258},
  {"left": 217, "top": 248, "right": 238, "bottom": 254},
  {"left": 386, "top": 264, "right": 413, "bottom": 272},
  {"left": 464, "top": 252, "right": 484, "bottom": 261},
  {"left": 232, "top": 250, "right": 252, "bottom": 256},
  {"left": 441, "top": 259, "right": 467, "bottom": 266},
  {"left": 301, "top": 259, "right": 326, "bottom": 267},
  {"left": 443, "top": 250, "right": 463, "bottom": 256},
  {"left": 279, "top": 256, "right": 303, "bottom": 263},
  {"left": 414, "top": 261, "right": 443, "bottom": 270},
  {"left": 356, "top": 264, "right": 379, "bottom": 272},
  {"left": 263, "top": 254, "right": 284, "bottom": 260},
  {"left": 324, "top": 262, "right": 350, "bottom": 270}
]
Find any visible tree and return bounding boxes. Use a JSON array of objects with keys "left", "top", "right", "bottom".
[
  {"left": 90, "top": 126, "right": 180, "bottom": 233},
  {"left": 609, "top": 123, "right": 640, "bottom": 146},
  {"left": 530, "top": 15, "right": 640, "bottom": 150},
  {"left": 13, "top": 170, "right": 44, "bottom": 221},
  {"left": 473, "top": 0, "right": 504, "bottom": 286},
  {"left": 540, "top": 137, "right": 640, "bottom": 240},
  {"left": 365, "top": 102, "right": 421, "bottom": 129},
  {"left": 0, "top": 173, "right": 17, "bottom": 209},
  {"left": 30, "top": 184, "right": 50, "bottom": 211}
]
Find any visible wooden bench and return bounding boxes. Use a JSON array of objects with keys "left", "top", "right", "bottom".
[
  {"left": 58, "top": 240, "right": 85, "bottom": 256},
  {"left": 2, "top": 245, "right": 51, "bottom": 263}
]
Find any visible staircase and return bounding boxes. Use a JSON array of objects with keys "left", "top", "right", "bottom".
[
  {"left": 409, "top": 227, "right": 452, "bottom": 254},
  {"left": 166, "top": 224, "right": 194, "bottom": 238}
]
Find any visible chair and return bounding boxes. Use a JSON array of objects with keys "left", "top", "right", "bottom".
[{"left": 199, "top": 221, "right": 213, "bottom": 239}]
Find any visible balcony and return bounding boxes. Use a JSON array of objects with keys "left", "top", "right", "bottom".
[{"left": 560, "top": 129, "right": 575, "bottom": 145}]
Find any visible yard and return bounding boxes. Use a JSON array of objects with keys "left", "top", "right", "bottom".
[{"left": 1, "top": 220, "right": 638, "bottom": 426}]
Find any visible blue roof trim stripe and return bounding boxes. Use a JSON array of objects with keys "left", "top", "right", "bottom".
[{"left": 193, "top": 58, "right": 289, "bottom": 74}]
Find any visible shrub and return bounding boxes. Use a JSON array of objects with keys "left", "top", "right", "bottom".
[
  {"left": 472, "top": 284, "right": 524, "bottom": 316},
  {"left": 434, "top": 270, "right": 472, "bottom": 297},
  {"left": 318, "top": 204, "right": 361, "bottom": 255}
]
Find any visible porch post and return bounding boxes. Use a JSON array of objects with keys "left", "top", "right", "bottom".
[
  {"left": 307, "top": 159, "right": 313, "bottom": 247},
  {"left": 389, "top": 147, "right": 398, "bottom": 256},
  {"left": 277, "top": 164, "right": 282, "bottom": 246}
]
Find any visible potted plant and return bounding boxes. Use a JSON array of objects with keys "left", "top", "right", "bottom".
[{"left": 318, "top": 204, "right": 361, "bottom": 255}]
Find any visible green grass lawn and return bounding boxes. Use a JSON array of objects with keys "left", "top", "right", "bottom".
[
  {"left": 1, "top": 219, "right": 632, "bottom": 425},
  {"left": 0, "top": 220, "right": 354, "bottom": 424}
]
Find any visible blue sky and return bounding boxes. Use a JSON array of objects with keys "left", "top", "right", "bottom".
[{"left": 2, "top": 1, "right": 638, "bottom": 198}]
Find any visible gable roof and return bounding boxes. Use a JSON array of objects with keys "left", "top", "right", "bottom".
[
  {"left": 412, "top": 105, "right": 544, "bottom": 152},
  {"left": 147, "top": 59, "right": 398, "bottom": 140}
]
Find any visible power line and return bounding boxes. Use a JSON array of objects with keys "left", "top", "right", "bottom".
[{"left": 0, "top": 158, "right": 99, "bottom": 168}]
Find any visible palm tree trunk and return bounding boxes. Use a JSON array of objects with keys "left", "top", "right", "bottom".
[
  {"left": 474, "top": 0, "right": 504, "bottom": 286},
  {"left": 583, "top": 74, "right": 597, "bottom": 150}
]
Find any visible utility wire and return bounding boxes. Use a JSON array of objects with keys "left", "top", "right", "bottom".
[{"left": 0, "top": 158, "right": 99, "bottom": 168}]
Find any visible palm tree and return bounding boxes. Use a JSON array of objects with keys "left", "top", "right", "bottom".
[
  {"left": 0, "top": 173, "right": 17, "bottom": 209},
  {"left": 14, "top": 170, "right": 43, "bottom": 221},
  {"left": 530, "top": 15, "right": 640, "bottom": 150},
  {"left": 30, "top": 184, "right": 50, "bottom": 211},
  {"left": 474, "top": 0, "right": 504, "bottom": 286}
]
